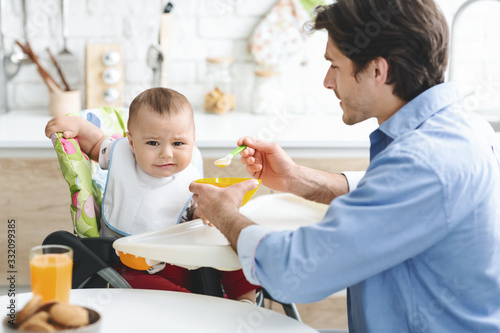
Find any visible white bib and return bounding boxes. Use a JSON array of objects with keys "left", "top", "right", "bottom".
[{"left": 101, "top": 138, "right": 201, "bottom": 236}]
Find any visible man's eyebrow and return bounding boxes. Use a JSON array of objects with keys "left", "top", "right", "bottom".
[{"left": 324, "top": 54, "right": 335, "bottom": 62}]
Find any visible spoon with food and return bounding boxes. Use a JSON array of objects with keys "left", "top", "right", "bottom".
[{"left": 214, "top": 145, "right": 247, "bottom": 168}]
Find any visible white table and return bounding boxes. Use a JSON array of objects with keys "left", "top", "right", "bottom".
[{"left": 1, "top": 289, "right": 317, "bottom": 332}]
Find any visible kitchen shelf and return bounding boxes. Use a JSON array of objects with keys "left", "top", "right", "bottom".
[{"left": 0, "top": 109, "right": 378, "bottom": 158}]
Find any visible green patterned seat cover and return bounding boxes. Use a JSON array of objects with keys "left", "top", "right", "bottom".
[
  {"left": 51, "top": 107, "right": 127, "bottom": 237},
  {"left": 51, "top": 107, "right": 204, "bottom": 238}
]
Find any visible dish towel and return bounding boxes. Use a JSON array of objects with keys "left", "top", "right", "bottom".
[{"left": 249, "top": 0, "right": 310, "bottom": 71}]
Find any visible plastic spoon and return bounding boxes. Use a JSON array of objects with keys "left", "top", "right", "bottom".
[{"left": 214, "top": 145, "right": 246, "bottom": 168}]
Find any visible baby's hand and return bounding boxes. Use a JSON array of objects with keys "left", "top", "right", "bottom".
[
  {"left": 193, "top": 208, "right": 214, "bottom": 227},
  {"left": 45, "top": 116, "right": 82, "bottom": 139}
]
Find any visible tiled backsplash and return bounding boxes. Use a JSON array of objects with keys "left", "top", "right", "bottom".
[{"left": 2, "top": 0, "right": 500, "bottom": 115}]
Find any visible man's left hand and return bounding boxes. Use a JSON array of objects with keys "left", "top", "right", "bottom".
[{"left": 189, "top": 179, "right": 260, "bottom": 227}]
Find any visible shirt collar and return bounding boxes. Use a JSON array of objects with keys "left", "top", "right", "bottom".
[{"left": 378, "top": 82, "right": 463, "bottom": 140}]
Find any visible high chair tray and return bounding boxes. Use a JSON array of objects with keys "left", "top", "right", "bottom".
[
  {"left": 113, "top": 219, "right": 241, "bottom": 271},
  {"left": 240, "top": 193, "right": 329, "bottom": 229},
  {"left": 113, "top": 194, "right": 329, "bottom": 271}
]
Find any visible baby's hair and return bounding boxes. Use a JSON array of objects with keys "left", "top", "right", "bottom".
[{"left": 127, "top": 87, "right": 193, "bottom": 130}]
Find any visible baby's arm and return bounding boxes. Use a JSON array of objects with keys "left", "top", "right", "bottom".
[
  {"left": 45, "top": 116, "right": 106, "bottom": 162},
  {"left": 180, "top": 198, "right": 214, "bottom": 226},
  {"left": 179, "top": 197, "right": 197, "bottom": 223}
]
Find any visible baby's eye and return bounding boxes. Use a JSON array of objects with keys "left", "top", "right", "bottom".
[
  {"left": 147, "top": 141, "right": 159, "bottom": 146},
  {"left": 173, "top": 142, "right": 184, "bottom": 147}
]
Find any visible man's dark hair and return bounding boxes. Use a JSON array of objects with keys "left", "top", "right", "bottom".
[
  {"left": 312, "top": 0, "right": 449, "bottom": 101},
  {"left": 128, "top": 87, "right": 193, "bottom": 130}
]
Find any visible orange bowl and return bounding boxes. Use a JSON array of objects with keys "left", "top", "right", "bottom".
[{"left": 194, "top": 178, "right": 261, "bottom": 206}]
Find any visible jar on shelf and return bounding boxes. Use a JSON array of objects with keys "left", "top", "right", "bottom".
[
  {"left": 204, "top": 57, "right": 235, "bottom": 114},
  {"left": 251, "top": 70, "right": 284, "bottom": 115}
]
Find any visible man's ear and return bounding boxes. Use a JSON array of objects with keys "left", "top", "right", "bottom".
[
  {"left": 372, "top": 57, "right": 389, "bottom": 87},
  {"left": 126, "top": 132, "right": 135, "bottom": 153}
]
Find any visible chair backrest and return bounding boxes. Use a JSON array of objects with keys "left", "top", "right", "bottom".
[{"left": 51, "top": 107, "right": 203, "bottom": 238}]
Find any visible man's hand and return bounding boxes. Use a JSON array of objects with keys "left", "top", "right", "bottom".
[
  {"left": 190, "top": 179, "right": 260, "bottom": 224},
  {"left": 238, "top": 136, "right": 350, "bottom": 204},
  {"left": 238, "top": 136, "right": 297, "bottom": 193},
  {"left": 189, "top": 179, "right": 259, "bottom": 251}
]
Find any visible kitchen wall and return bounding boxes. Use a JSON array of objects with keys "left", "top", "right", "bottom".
[{"left": 2, "top": 0, "right": 500, "bottom": 115}]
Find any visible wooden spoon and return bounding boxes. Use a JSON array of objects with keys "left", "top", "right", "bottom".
[
  {"left": 16, "top": 40, "right": 63, "bottom": 92},
  {"left": 47, "top": 47, "right": 71, "bottom": 91}
]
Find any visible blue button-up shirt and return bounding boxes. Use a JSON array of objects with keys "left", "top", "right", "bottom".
[{"left": 238, "top": 82, "right": 500, "bottom": 332}]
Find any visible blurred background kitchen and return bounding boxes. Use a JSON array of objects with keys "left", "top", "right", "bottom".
[
  {"left": 1, "top": 0, "right": 499, "bottom": 117},
  {"left": 1, "top": 0, "right": 500, "bottom": 330},
  {"left": 0, "top": 0, "right": 331, "bottom": 114}
]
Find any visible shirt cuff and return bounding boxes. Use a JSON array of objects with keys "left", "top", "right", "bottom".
[
  {"left": 341, "top": 171, "right": 365, "bottom": 192},
  {"left": 237, "top": 225, "right": 275, "bottom": 286}
]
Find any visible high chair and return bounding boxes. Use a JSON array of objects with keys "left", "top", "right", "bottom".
[
  {"left": 43, "top": 229, "right": 225, "bottom": 296},
  {"left": 49, "top": 107, "right": 203, "bottom": 238},
  {"left": 45, "top": 107, "right": 218, "bottom": 290},
  {"left": 47, "top": 107, "right": 304, "bottom": 322}
]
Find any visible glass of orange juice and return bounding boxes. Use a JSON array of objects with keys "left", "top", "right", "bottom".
[{"left": 30, "top": 245, "right": 73, "bottom": 303}]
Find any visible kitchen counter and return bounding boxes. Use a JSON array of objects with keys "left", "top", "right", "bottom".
[{"left": 0, "top": 109, "right": 378, "bottom": 158}]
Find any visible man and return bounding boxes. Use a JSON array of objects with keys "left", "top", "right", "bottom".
[{"left": 190, "top": 0, "right": 500, "bottom": 331}]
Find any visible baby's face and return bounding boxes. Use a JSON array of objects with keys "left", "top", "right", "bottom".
[{"left": 127, "top": 107, "right": 195, "bottom": 178}]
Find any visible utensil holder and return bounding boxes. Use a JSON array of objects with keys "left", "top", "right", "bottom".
[{"left": 49, "top": 89, "right": 81, "bottom": 116}]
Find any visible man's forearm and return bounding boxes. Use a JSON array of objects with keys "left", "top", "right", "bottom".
[
  {"left": 288, "top": 165, "right": 349, "bottom": 204},
  {"left": 213, "top": 212, "right": 256, "bottom": 253}
]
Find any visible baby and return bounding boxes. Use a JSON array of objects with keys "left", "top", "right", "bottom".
[{"left": 45, "top": 87, "right": 258, "bottom": 303}]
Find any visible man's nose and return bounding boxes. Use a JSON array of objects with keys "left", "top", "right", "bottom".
[{"left": 323, "top": 67, "right": 336, "bottom": 90}]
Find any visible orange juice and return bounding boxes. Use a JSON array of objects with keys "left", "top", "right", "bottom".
[{"left": 30, "top": 253, "right": 73, "bottom": 303}]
